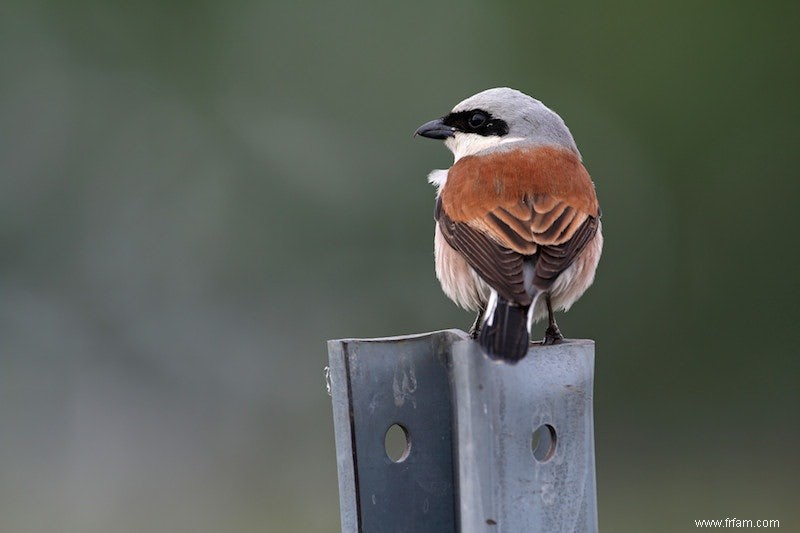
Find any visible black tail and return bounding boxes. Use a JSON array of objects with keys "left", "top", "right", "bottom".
[{"left": 477, "top": 298, "right": 530, "bottom": 363}]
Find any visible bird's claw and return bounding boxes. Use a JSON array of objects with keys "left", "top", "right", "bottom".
[{"left": 542, "top": 325, "right": 564, "bottom": 346}]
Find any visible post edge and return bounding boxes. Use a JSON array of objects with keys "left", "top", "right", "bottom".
[{"left": 327, "top": 339, "right": 358, "bottom": 532}]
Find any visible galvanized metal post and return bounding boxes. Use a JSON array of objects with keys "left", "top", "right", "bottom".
[{"left": 327, "top": 329, "right": 598, "bottom": 532}]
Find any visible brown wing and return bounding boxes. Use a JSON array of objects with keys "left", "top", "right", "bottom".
[
  {"left": 438, "top": 146, "right": 600, "bottom": 301},
  {"left": 437, "top": 196, "right": 530, "bottom": 304}
]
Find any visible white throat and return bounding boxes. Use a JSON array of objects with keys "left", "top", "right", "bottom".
[{"left": 444, "top": 132, "right": 524, "bottom": 162}]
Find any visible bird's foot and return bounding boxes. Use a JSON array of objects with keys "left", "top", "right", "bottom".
[
  {"left": 542, "top": 325, "right": 564, "bottom": 345},
  {"left": 468, "top": 307, "right": 485, "bottom": 339},
  {"left": 468, "top": 324, "right": 481, "bottom": 339}
]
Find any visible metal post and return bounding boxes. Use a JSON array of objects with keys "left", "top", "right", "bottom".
[{"left": 327, "top": 329, "right": 598, "bottom": 532}]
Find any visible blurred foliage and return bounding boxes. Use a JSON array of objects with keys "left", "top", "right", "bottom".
[{"left": 1, "top": 1, "right": 798, "bottom": 531}]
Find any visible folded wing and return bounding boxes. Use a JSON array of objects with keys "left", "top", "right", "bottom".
[{"left": 437, "top": 146, "right": 600, "bottom": 304}]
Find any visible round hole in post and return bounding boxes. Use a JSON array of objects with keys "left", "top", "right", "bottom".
[
  {"left": 384, "top": 423, "right": 411, "bottom": 462},
  {"left": 531, "top": 424, "right": 557, "bottom": 462}
]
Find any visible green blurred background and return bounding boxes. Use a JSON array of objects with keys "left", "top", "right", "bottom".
[{"left": 2, "top": 1, "right": 798, "bottom": 531}]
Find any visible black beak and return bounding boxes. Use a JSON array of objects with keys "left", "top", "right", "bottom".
[{"left": 414, "top": 118, "right": 455, "bottom": 140}]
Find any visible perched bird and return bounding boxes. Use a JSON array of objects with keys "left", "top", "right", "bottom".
[{"left": 415, "top": 88, "right": 602, "bottom": 362}]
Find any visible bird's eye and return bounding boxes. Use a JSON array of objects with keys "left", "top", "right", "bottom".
[{"left": 468, "top": 112, "right": 487, "bottom": 129}]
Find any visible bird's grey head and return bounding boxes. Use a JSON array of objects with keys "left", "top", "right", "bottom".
[{"left": 415, "top": 87, "right": 580, "bottom": 161}]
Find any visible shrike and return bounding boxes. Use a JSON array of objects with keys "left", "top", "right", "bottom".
[{"left": 415, "top": 88, "right": 602, "bottom": 362}]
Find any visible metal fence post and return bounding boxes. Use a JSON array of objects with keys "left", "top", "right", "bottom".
[{"left": 327, "top": 329, "right": 598, "bottom": 532}]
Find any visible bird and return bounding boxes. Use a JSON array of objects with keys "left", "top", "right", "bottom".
[{"left": 415, "top": 87, "right": 602, "bottom": 363}]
